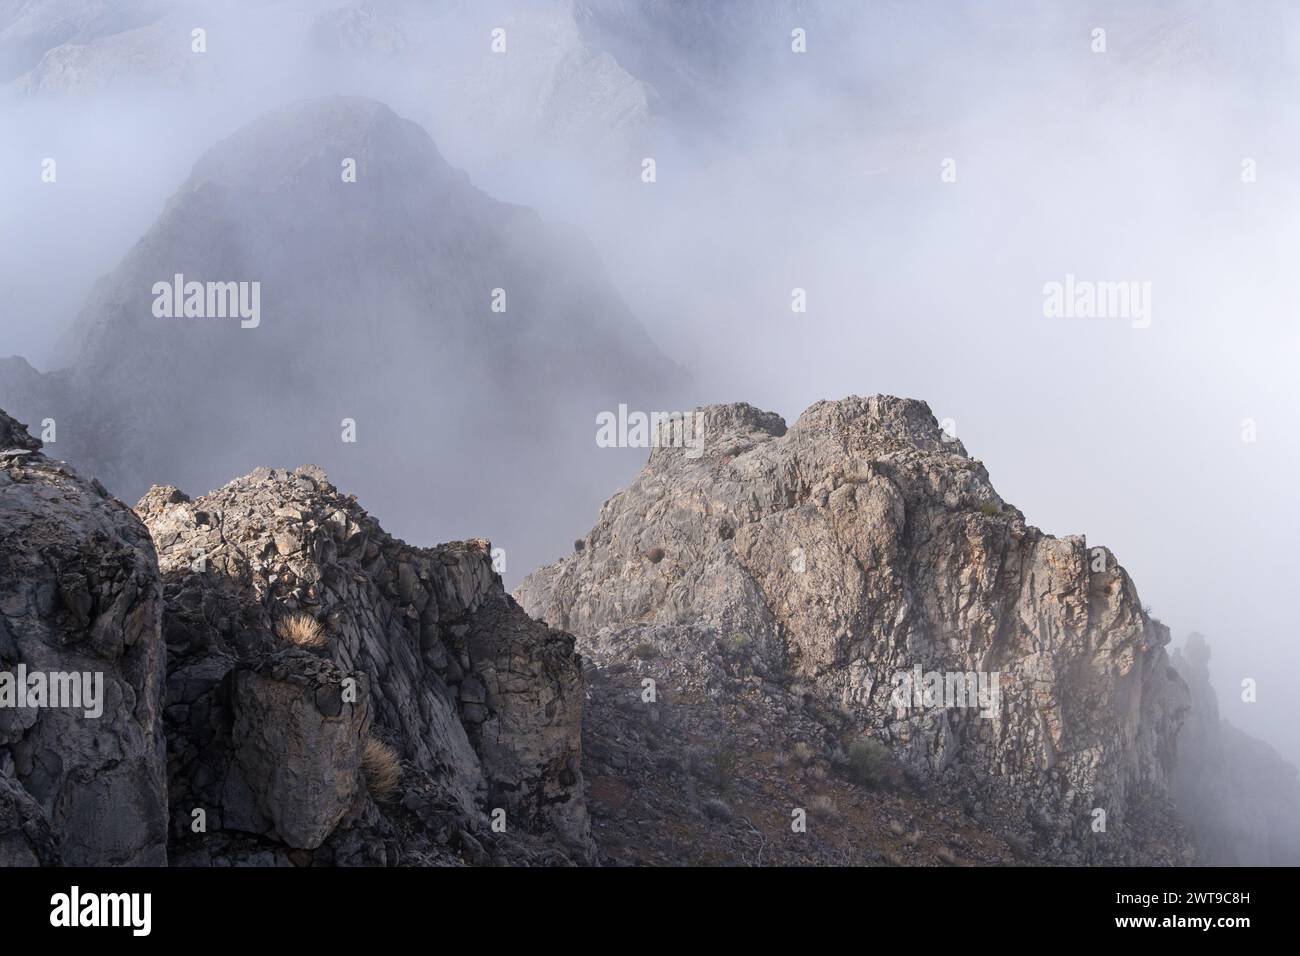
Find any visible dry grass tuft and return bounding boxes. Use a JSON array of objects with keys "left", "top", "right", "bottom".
[
  {"left": 808, "top": 794, "right": 840, "bottom": 822},
  {"left": 278, "top": 613, "right": 326, "bottom": 649},
  {"left": 361, "top": 737, "right": 402, "bottom": 801}
]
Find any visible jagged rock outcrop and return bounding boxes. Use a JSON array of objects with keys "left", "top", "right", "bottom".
[
  {"left": 519, "top": 396, "right": 1192, "bottom": 863},
  {"left": 137, "top": 464, "right": 593, "bottom": 865},
  {"left": 0, "top": 408, "right": 168, "bottom": 865},
  {"left": 2, "top": 400, "right": 590, "bottom": 866},
  {"left": 0, "top": 406, "right": 41, "bottom": 451},
  {"left": 1171, "top": 633, "right": 1300, "bottom": 865}
]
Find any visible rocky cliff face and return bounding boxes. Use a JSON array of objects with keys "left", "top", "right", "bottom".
[
  {"left": 519, "top": 396, "right": 1191, "bottom": 863},
  {"left": 136, "top": 465, "right": 592, "bottom": 865},
  {"left": 0, "top": 408, "right": 168, "bottom": 865}
]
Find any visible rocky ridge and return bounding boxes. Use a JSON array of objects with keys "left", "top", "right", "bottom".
[
  {"left": 519, "top": 396, "right": 1192, "bottom": 863},
  {"left": 8, "top": 396, "right": 1284, "bottom": 866},
  {"left": 1, "top": 404, "right": 592, "bottom": 866},
  {"left": 136, "top": 465, "right": 592, "bottom": 865}
]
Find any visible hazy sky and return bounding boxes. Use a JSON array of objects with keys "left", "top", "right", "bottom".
[{"left": 1, "top": 0, "right": 1296, "bottom": 763}]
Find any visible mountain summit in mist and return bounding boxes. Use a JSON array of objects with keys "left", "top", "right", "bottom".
[
  {"left": 518, "top": 394, "right": 1300, "bottom": 865},
  {"left": 519, "top": 395, "right": 1194, "bottom": 864},
  {"left": 1, "top": 0, "right": 1297, "bottom": 894},
  {"left": 0, "top": 95, "right": 689, "bottom": 573}
]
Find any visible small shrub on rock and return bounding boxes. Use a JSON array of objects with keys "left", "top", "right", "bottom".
[
  {"left": 361, "top": 738, "right": 402, "bottom": 801},
  {"left": 809, "top": 794, "right": 840, "bottom": 822},
  {"left": 702, "top": 797, "right": 733, "bottom": 822},
  {"left": 845, "top": 737, "right": 891, "bottom": 788},
  {"left": 706, "top": 744, "right": 738, "bottom": 793},
  {"left": 279, "top": 613, "right": 326, "bottom": 648}
]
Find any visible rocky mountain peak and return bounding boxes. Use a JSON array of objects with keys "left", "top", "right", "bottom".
[
  {"left": 791, "top": 394, "right": 969, "bottom": 457},
  {"left": 521, "top": 393, "right": 1189, "bottom": 863},
  {"left": 0, "top": 94, "right": 687, "bottom": 581},
  {"left": 187, "top": 96, "right": 456, "bottom": 196}
]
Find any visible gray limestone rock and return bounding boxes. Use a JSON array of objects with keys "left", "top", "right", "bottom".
[{"left": 518, "top": 395, "right": 1192, "bottom": 863}]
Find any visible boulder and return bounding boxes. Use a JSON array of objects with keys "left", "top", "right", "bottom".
[{"left": 0, "top": 407, "right": 168, "bottom": 865}]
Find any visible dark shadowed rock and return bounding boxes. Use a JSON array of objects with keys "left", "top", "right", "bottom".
[
  {"left": 138, "top": 464, "right": 593, "bottom": 865},
  {"left": 0, "top": 767, "right": 60, "bottom": 866},
  {"left": 227, "top": 654, "right": 370, "bottom": 849},
  {"left": 0, "top": 405, "right": 41, "bottom": 451},
  {"left": 0, "top": 407, "right": 167, "bottom": 865}
]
